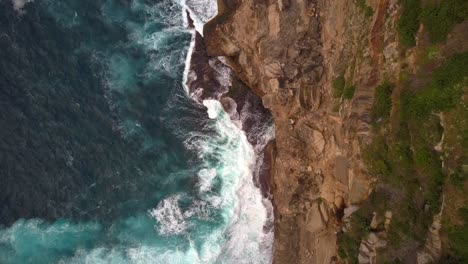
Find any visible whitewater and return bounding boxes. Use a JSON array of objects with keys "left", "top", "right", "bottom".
[{"left": 0, "top": 0, "right": 274, "bottom": 263}]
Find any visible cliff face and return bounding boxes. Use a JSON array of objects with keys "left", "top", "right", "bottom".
[{"left": 203, "top": 0, "right": 401, "bottom": 263}]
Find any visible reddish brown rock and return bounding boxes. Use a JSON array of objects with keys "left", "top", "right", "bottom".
[{"left": 203, "top": 0, "right": 401, "bottom": 262}]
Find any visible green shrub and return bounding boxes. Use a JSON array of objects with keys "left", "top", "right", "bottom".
[
  {"left": 343, "top": 85, "right": 356, "bottom": 99},
  {"left": 363, "top": 134, "right": 388, "bottom": 161},
  {"left": 333, "top": 75, "right": 356, "bottom": 100},
  {"left": 356, "top": 0, "right": 374, "bottom": 18},
  {"left": 356, "top": 52, "right": 468, "bottom": 263},
  {"left": 372, "top": 82, "right": 394, "bottom": 124},
  {"left": 387, "top": 221, "right": 403, "bottom": 247},
  {"left": 420, "top": 0, "right": 468, "bottom": 43},
  {"left": 430, "top": 52, "right": 468, "bottom": 97},
  {"left": 397, "top": 0, "right": 421, "bottom": 48},
  {"left": 447, "top": 207, "right": 468, "bottom": 261},
  {"left": 459, "top": 207, "right": 468, "bottom": 222},
  {"left": 439, "top": 254, "right": 468, "bottom": 264},
  {"left": 427, "top": 170, "right": 445, "bottom": 213},
  {"left": 391, "top": 139, "right": 413, "bottom": 176},
  {"left": 413, "top": 146, "right": 433, "bottom": 167},
  {"left": 338, "top": 233, "right": 360, "bottom": 262},
  {"left": 338, "top": 247, "right": 347, "bottom": 259},
  {"left": 333, "top": 75, "right": 346, "bottom": 98},
  {"left": 406, "top": 52, "right": 468, "bottom": 118},
  {"left": 338, "top": 213, "right": 371, "bottom": 262},
  {"left": 450, "top": 172, "right": 466, "bottom": 187},
  {"left": 418, "top": 45, "right": 440, "bottom": 65},
  {"left": 448, "top": 226, "right": 468, "bottom": 260}
]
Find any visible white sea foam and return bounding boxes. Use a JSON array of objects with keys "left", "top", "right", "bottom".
[
  {"left": 182, "top": 29, "right": 197, "bottom": 94},
  {"left": 149, "top": 195, "right": 187, "bottom": 235},
  {"left": 184, "top": 0, "right": 218, "bottom": 36},
  {"left": 152, "top": 91, "right": 273, "bottom": 262},
  {"left": 10, "top": 0, "right": 33, "bottom": 11},
  {"left": 163, "top": 98, "right": 272, "bottom": 260},
  {"left": 203, "top": 100, "right": 223, "bottom": 119},
  {"left": 1, "top": 0, "right": 273, "bottom": 263},
  {"left": 183, "top": 200, "right": 211, "bottom": 219},
  {"left": 150, "top": 0, "right": 187, "bottom": 28},
  {"left": 117, "top": 0, "right": 192, "bottom": 77},
  {"left": 152, "top": 0, "right": 274, "bottom": 261},
  {"left": 203, "top": 100, "right": 273, "bottom": 263},
  {"left": 197, "top": 168, "right": 217, "bottom": 192},
  {"left": 136, "top": 28, "right": 189, "bottom": 77}
]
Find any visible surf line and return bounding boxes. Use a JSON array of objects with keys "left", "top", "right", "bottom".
[{"left": 178, "top": 1, "right": 275, "bottom": 263}]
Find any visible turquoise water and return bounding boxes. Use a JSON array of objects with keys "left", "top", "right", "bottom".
[{"left": 0, "top": 0, "right": 273, "bottom": 263}]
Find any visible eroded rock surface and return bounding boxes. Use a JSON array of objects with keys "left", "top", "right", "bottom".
[{"left": 204, "top": 0, "right": 399, "bottom": 262}]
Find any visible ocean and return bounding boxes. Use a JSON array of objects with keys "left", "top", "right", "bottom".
[{"left": 0, "top": 0, "right": 273, "bottom": 263}]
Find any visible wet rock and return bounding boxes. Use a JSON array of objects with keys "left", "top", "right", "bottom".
[{"left": 220, "top": 97, "right": 241, "bottom": 125}]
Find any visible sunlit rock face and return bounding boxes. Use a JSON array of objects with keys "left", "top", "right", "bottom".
[{"left": 203, "top": 0, "right": 400, "bottom": 263}]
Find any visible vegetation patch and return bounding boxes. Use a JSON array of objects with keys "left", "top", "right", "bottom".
[
  {"left": 371, "top": 81, "right": 394, "bottom": 124},
  {"left": 416, "top": 45, "right": 440, "bottom": 65},
  {"left": 397, "top": 0, "right": 421, "bottom": 48},
  {"left": 343, "top": 85, "right": 356, "bottom": 100},
  {"left": 337, "top": 206, "right": 372, "bottom": 263},
  {"left": 420, "top": 0, "right": 468, "bottom": 43},
  {"left": 333, "top": 75, "right": 356, "bottom": 100},
  {"left": 356, "top": 0, "right": 374, "bottom": 18},
  {"left": 444, "top": 207, "right": 468, "bottom": 262},
  {"left": 405, "top": 52, "right": 468, "bottom": 118},
  {"left": 333, "top": 75, "right": 346, "bottom": 98},
  {"left": 397, "top": 0, "right": 468, "bottom": 47},
  {"left": 341, "top": 51, "right": 468, "bottom": 261}
]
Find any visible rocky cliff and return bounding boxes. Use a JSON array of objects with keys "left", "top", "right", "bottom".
[
  {"left": 203, "top": 0, "right": 394, "bottom": 263},
  {"left": 203, "top": 0, "right": 468, "bottom": 263}
]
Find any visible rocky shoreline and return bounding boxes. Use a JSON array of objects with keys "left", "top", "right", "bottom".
[
  {"left": 203, "top": 1, "right": 341, "bottom": 263},
  {"left": 185, "top": 7, "right": 276, "bottom": 245},
  {"left": 199, "top": 0, "right": 468, "bottom": 263},
  {"left": 185, "top": 11, "right": 274, "bottom": 194},
  {"left": 201, "top": 0, "right": 389, "bottom": 263}
]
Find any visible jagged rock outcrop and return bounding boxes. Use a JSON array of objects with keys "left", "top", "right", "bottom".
[
  {"left": 416, "top": 199, "right": 444, "bottom": 264},
  {"left": 358, "top": 232, "right": 388, "bottom": 264},
  {"left": 205, "top": 2, "right": 336, "bottom": 263},
  {"left": 356, "top": 211, "right": 393, "bottom": 264},
  {"left": 204, "top": 0, "right": 400, "bottom": 262}
]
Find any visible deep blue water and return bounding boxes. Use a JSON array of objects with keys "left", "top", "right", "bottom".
[{"left": 0, "top": 0, "right": 273, "bottom": 263}]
